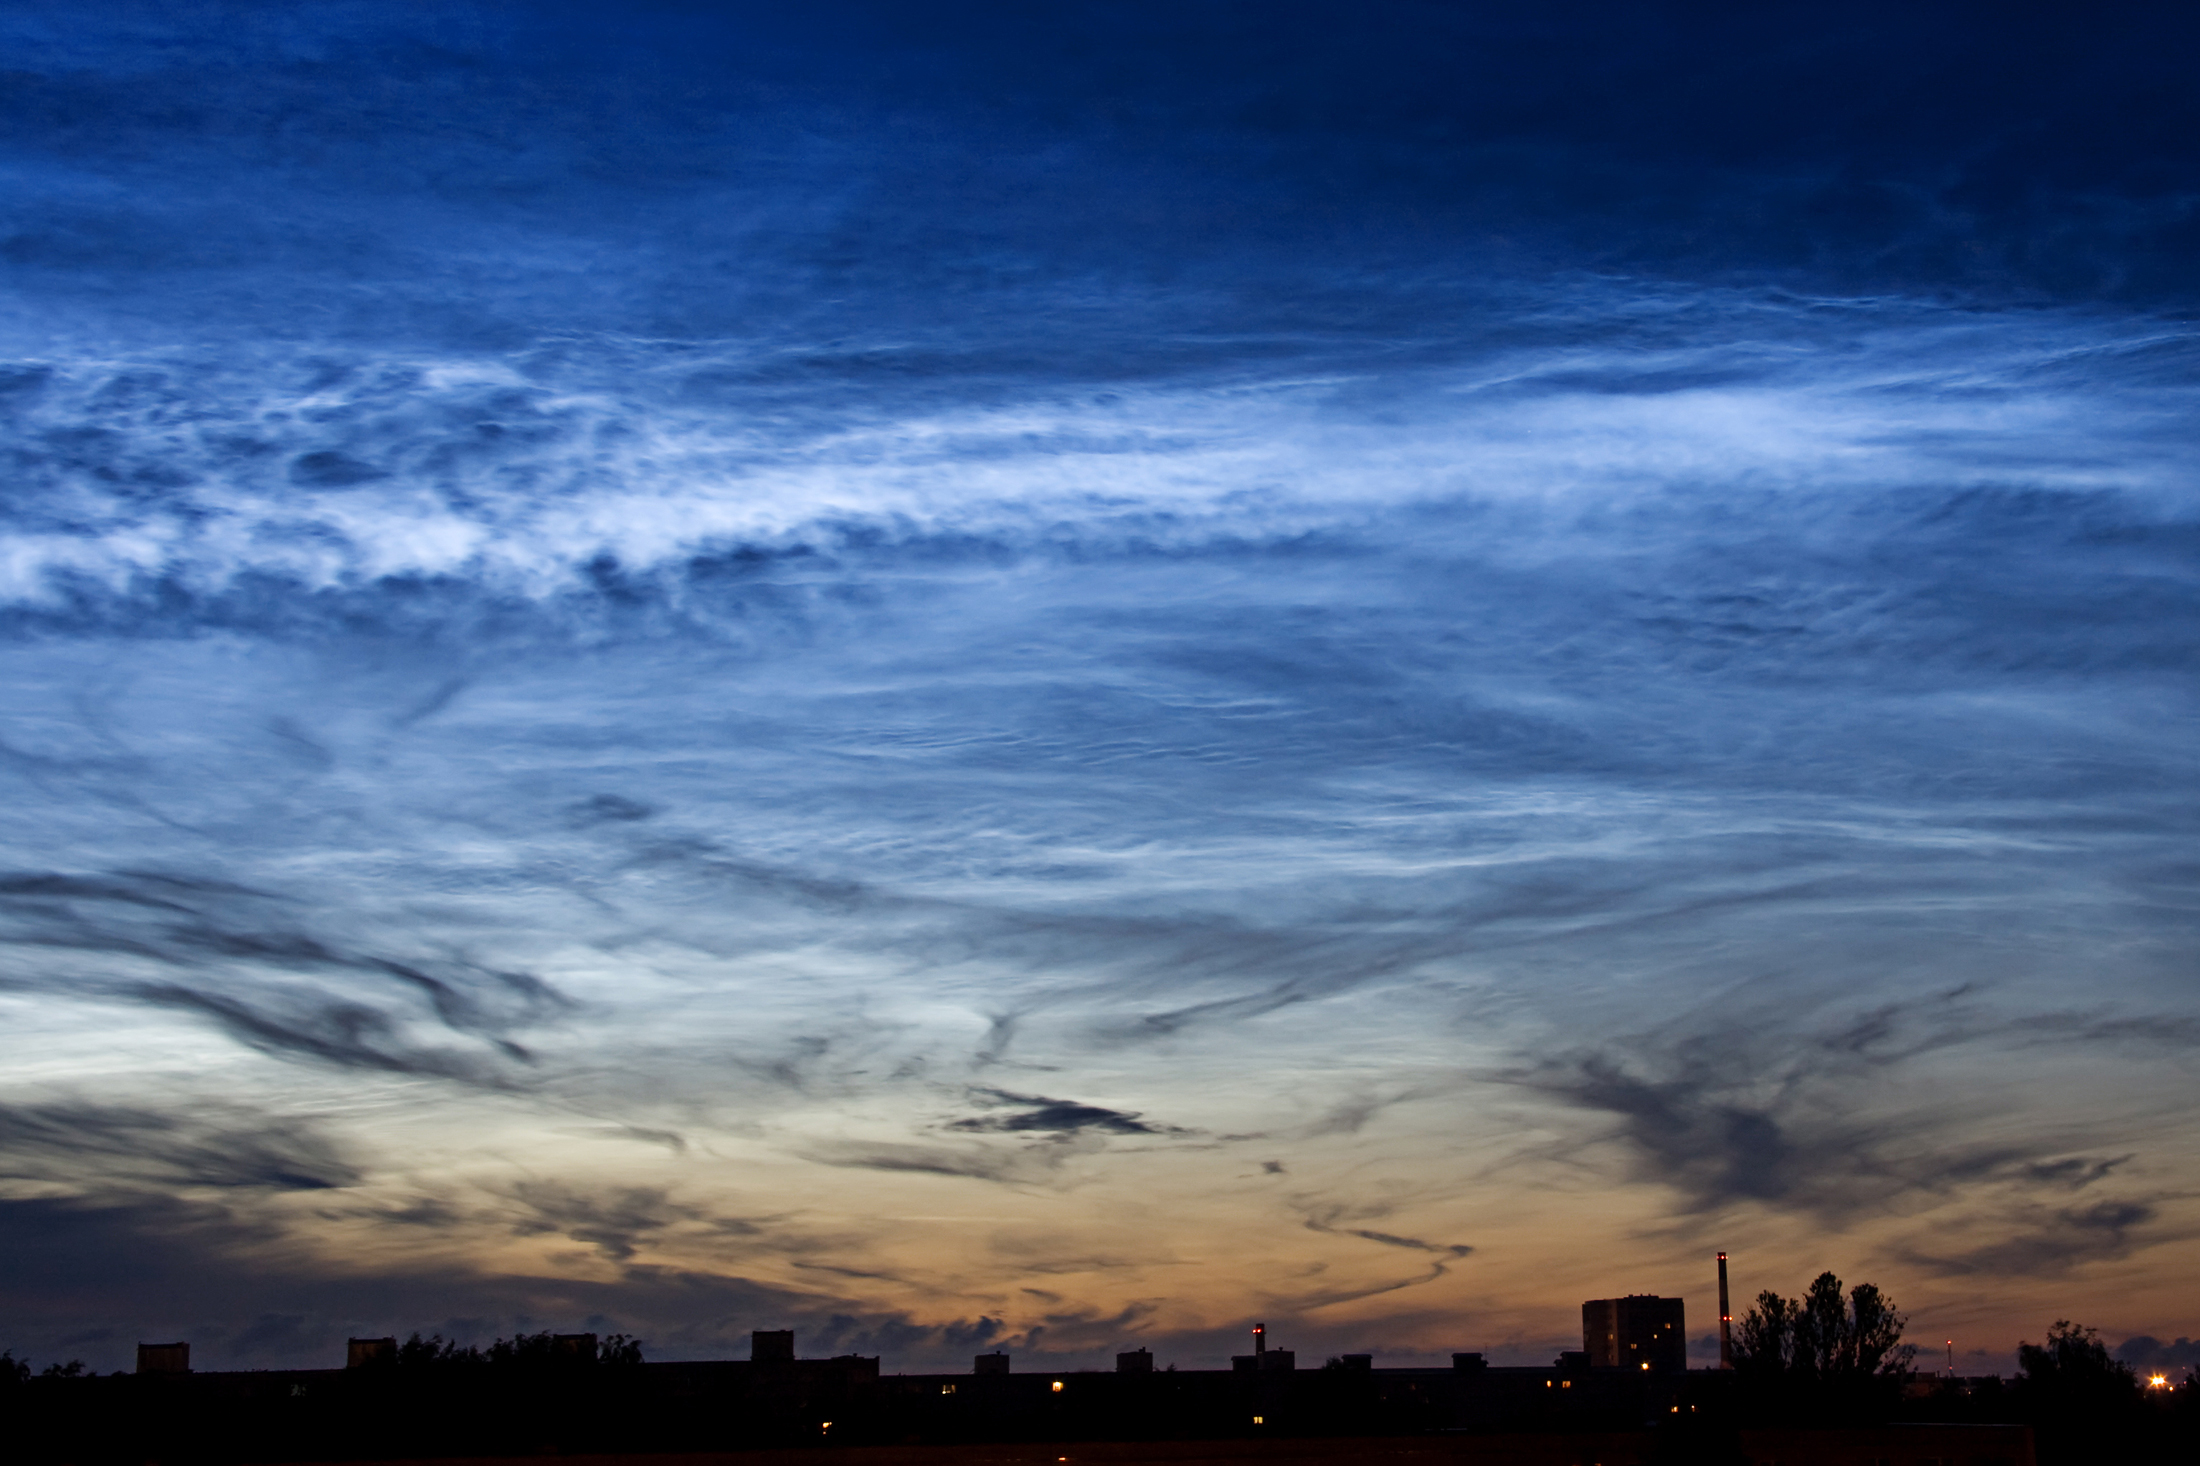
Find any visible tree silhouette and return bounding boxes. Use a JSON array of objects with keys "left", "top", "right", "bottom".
[
  {"left": 2010, "top": 1321, "right": 2164, "bottom": 1466},
  {"left": 396, "top": 1332, "right": 483, "bottom": 1369},
  {"left": 1732, "top": 1271, "right": 1913, "bottom": 1420},
  {"left": 393, "top": 1329, "right": 643, "bottom": 1372},
  {"left": 2016, "top": 1321, "right": 2139, "bottom": 1414}
]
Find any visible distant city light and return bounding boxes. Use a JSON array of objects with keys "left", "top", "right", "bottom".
[{"left": 2149, "top": 1374, "right": 2169, "bottom": 1390}]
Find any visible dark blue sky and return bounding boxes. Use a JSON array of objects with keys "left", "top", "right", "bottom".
[
  {"left": 2, "top": 1, "right": 2196, "bottom": 1377},
  {"left": 10, "top": 2, "right": 2200, "bottom": 346}
]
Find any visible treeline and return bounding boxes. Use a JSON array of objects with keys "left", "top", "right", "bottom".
[
  {"left": 1729, "top": 1270, "right": 1914, "bottom": 1418},
  {"left": 1941, "top": 1318, "right": 2197, "bottom": 1466},
  {"left": 383, "top": 1330, "right": 644, "bottom": 1370},
  {"left": 0, "top": 1330, "right": 684, "bottom": 1464},
  {"left": 0, "top": 1329, "right": 643, "bottom": 1383},
  {"left": 1731, "top": 1270, "right": 2197, "bottom": 1465}
]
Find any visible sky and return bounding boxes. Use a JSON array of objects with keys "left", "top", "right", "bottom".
[{"left": 2, "top": 0, "right": 2197, "bottom": 1377}]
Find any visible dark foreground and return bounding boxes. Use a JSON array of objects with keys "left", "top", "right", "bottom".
[
  {"left": 4, "top": 1360, "right": 2055, "bottom": 1466},
  {"left": 165, "top": 1432, "right": 2040, "bottom": 1466}
]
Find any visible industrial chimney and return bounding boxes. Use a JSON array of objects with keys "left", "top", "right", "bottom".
[
  {"left": 1717, "top": 1252, "right": 1733, "bottom": 1369},
  {"left": 1253, "top": 1322, "right": 1266, "bottom": 1357}
]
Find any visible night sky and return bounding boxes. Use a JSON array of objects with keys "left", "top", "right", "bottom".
[{"left": 3, "top": 2, "right": 2197, "bottom": 1377}]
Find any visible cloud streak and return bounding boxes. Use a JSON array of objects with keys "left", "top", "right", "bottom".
[
  {"left": 0, "top": 868, "right": 569, "bottom": 1085},
  {"left": 0, "top": 1101, "right": 359, "bottom": 1192}
]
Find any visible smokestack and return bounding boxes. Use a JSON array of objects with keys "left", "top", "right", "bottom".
[
  {"left": 1253, "top": 1323, "right": 1266, "bottom": 1357},
  {"left": 1717, "top": 1252, "right": 1733, "bottom": 1370}
]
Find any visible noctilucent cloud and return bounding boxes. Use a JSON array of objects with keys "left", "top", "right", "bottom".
[{"left": 3, "top": 2, "right": 2197, "bottom": 1375}]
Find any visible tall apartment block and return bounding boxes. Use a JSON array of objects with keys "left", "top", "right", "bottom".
[{"left": 1581, "top": 1294, "right": 1686, "bottom": 1373}]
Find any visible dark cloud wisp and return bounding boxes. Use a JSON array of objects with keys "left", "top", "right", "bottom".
[
  {"left": 946, "top": 1089, "right": 1181, "bottom": 1138},
  {"left": 0, "top": 1101, "right": 359, "bottom": 1193}
]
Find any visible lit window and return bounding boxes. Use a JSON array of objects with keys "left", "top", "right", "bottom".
[
  {"left": 941, "top": 1384, "right": 955, "bottom": 1395},
  {"left": 1252, "top": 1415, "right": 1264, "bottom": 1425},
  {"left": 1051, "top": 1380, "right": 1064, "bottom": 1393}
]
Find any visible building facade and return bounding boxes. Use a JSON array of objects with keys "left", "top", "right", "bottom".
[{"left": 1581, "top": 1295, "right": 1686, "bottom": 1373}]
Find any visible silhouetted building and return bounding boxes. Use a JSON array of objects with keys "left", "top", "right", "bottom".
[
  {"left": 346, "top": 1338, "right": 395, "bottom": 1368},
  {"left": 1232, "top": 1350, "right": 1295, "bottom": 1372},
  {"left": 1582, "top": 1295, "right": 1686, "bottom": 1373},
  {"left": 974, "top": 1352, "right": 1010, "bottom": 1375},
  {"left": 136, "top": 1342, "right": 189, "bottom": 1374},
  {"left": 1554, "top": 1351, "right": 1590, "bottom": 1373},
  {"left": 1453, "top": 1353, "right": 1487, "bottom": 1372},
  {"left": 1338, "top": 1354, "right": 1372, "bottom": 1371},
  {"left": 1232, "top": 1321, "right": 1293, "bottom": 1373},
  {"left": 1116, "top": 1348, "right": 1152, "bottom": 1373},
  {"left": 752, "top": 1330, "right": 794, "bottom": 1363}
]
